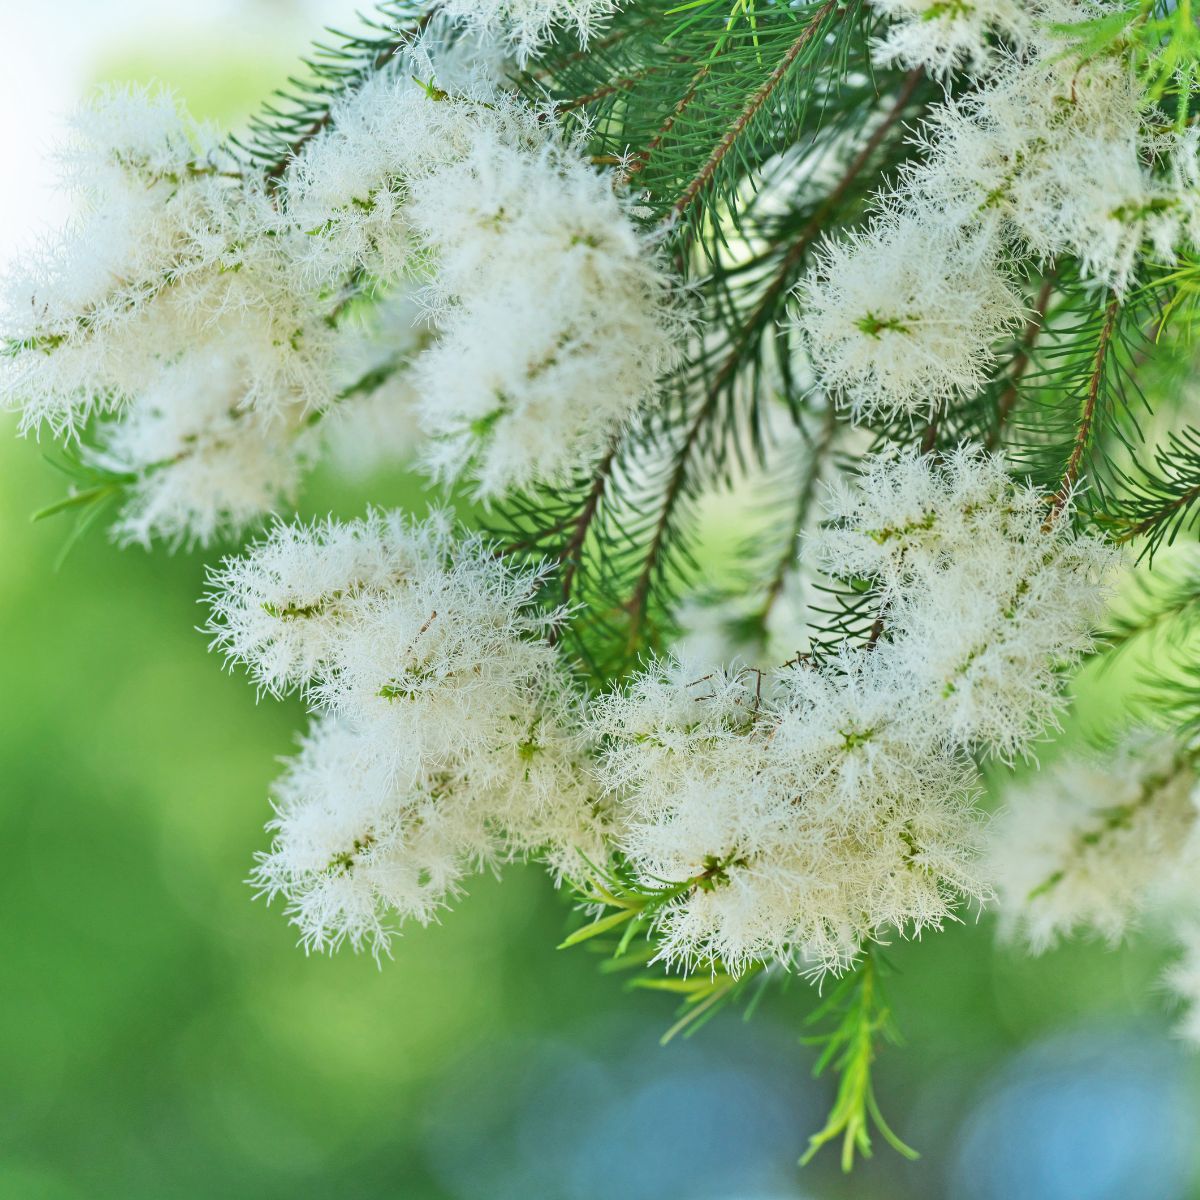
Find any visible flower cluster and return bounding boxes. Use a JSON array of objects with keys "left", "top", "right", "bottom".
[
  {"left": 871, "top": 0, "right": 1036, "bottom": 78},
  {"left": 408, "top": 100, "right": 685, "bottom": 498},
  {"left": 587, "top": 447, "right": 1112, "bottom": 975},
  {"left": 795, "top": 216, "right": 1024, "bottom": 422},
  {"left": 440, "top": 0, "right": 623, "bottom": 63},
  {"left": 794, "top": 4, "right": 1200, "bottom": 420},
  {"left": 590, "top": 651, "right": 986, "bottom": 976},
  {"left": 0, "top": 86, "right": 345, "bottom": 546},
  {"left": 2, "top": 34, "right": 680, "bottom": 541},
  {"left": 206, "top": 511, "right": 603, "bottom": 953},
  {"left": 904, "top": 35, "right": 1200, "bottom": 292},
  {"left": 991, "top": 734, "right": 1200, "bottom": 951},
  {"left": 810, "top": 445, "right": 1115, "bottom": 759},
  {"left": 991, "top": 732, "right": 1200, "bottom": 1043}
]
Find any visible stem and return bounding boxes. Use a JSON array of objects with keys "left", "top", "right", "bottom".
[
  {"left": 667, "top": 0, "right": 839, "bottom": 225},
  {"left": 989, "top": 273, "right": 1057, "bottom": 450},
  {"left": 1118, "top": 480, "right": 1200, "bottom": 541},
  {"left": 557, "top": 69, "right": 656, "bottom": 112},
  {"left": 1048, "top": 297, "right": 1120, "bottom": 521},
  {"left": 551, "top": 437, "right": 620, "bottom": 629},
  {"left": 627, "top": 65, "right": 709, "bottom": 178}
]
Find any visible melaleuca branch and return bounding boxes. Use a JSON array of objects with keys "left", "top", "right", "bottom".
[
  {"left": 1049, "top": 296, "right": 1121, "bottom": 519},
  {"left": 11, "top": 0, "right": 1200, "bottom": 1178},
  {"left": 666, "top": 0, "right": 840, "bottom": 225},
  {"left": 988, "top": 272, "right": 1058, "bottom": 450}
]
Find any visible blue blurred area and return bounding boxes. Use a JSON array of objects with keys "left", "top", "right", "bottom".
[
  {"left": 2, "top": 5, "right": 1199, "bottom": 1198},
  {"left": 954, "top": 1027, "right": 1198, "bottom": 1200}
]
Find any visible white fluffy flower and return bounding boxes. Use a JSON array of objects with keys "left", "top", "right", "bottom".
[
  {"left": 254, "top": 685, "right": 606, "bottom": 955},
  {"left": 900, "top": 27, "right": 1200, "bottom": 292},
  {"left": 275, "top": 61, "right": 516, "bottom": 289},
  {"left": 94, "top": 339, "right": 317, "bottom": 548},
  {"left": 312, "top": 563, "right": 561, "bottom": 780},
  {"left": 252, "top": 717, "right": 477, "bottom": 953},
  {"left": 590, "top": 652, "right": 988, "bottom": 976},
  {"left": 440, "top": 0, "right": 622, "bottom": 62},
  {"left": 409, "top": 123, "right": 684, "bottom": 497},
  {"left": 1, "top": 86, "right": 237, "bottom": 432},
  {"left": 811, "top": 446, "right": 1116, "bottom": 759},
  {"left": 206, "top": 509, "right": 458, "bottom": 695},
  {"left": 871, "top": 0, "right": 1036, "bottom": 77},
  {"left": 793, "top": 216, "right": 1024, "bottom": 421},
  {"left": 5, "top": 52, "right": 684, "bottom": 539},
  {"left": 991, "top": 736, "right": 1200, "bottom": 951},
  {"left": 210, "top": 511, "right": 602, "bottom": 952}
]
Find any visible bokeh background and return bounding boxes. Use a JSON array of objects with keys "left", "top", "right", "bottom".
[{"left": 2, "top": 4, "right": 1199, "bottom": 1197}]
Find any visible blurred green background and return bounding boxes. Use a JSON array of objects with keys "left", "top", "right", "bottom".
[{"left": 2, "top": 4, "right": 1199, "bottom": 1197}]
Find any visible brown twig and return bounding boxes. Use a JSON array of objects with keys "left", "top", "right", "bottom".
[
  {"left": 557, "top": 69, "right": 655, "bottom": 113},
  {"left": 989, "top": 274, "right": 1057, "bottom": 450},
  {"left": 667, "top": 0, "right": 839, "bottom": 225},
  {"left": 1048, "top": 297, "right": 1120, "bottom": 521},
  {"left": 627, "top": 65, "right": 709, "bottom": 178},
  {"left": 552, "top": 438, "right": 621, "bottom": 623}
]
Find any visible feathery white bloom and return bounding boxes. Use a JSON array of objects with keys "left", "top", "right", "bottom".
[
  {"left": 1164, "top": 922, "right": 1200, "bottom": 1046},
  {"left": 211, "top": 511, "right": 602, "bottom": 952},
  {"left": 812, "top": 446, "right": 1115, "bottom": 759},
  {"left": 793, "top": 216, "right": 1024, "bottom": 421},
  {"left": 590, "top": 652, "right": 988, "bottom": 976},
  {"left": 900, "top": 27, "right": 1200, "bottom": 292},
  {"left": 256, "top": 691, "right": 604, "bottom": 955},
  {"left": 275, "top": 62, "right": 519, "bottom": 289},
  {"left": 991, "top": 735, "right": 1200, "bottom": 951},
  {"left": 1, "top": 86, "right": 235, "bottom": 431},
  {"left": 871, "top": 0, "right": 1036, "bottom": 77},
  {"left": 409, "top": 123, "right": 684, "bottom": 497},
  {"left": 312, "top": 558, "right": 561, "bottom": 780},
  {"left": 206, "top": 509, "right": 458, "bottom": 696},
  {"left": 97, "top": 342, "right": 316, "bottom": 548},
  {"left": 253, "top": 717, "right": 476, "bottom": 953},
  {"left": 440, "top": 0, "right": 622, "bottom": 62}
]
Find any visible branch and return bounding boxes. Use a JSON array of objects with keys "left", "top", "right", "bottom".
[
  {"left": 624, "top": 69, "right": 925, "bottom": 646},
  {"left": 558, "top": 68, "right": 656, "bottom": 113},
  {"left": 1048, "top": 297, "right": 1120, "bottom": 518},
  {"left": 557, "top": 438, "right": 620, "bottom": 607},
  {"left": 667, "top": 0, "right": 840, "bottom": 225},
  {"left": 989, "top": 273, "right": 1057, "bottom": 450}
]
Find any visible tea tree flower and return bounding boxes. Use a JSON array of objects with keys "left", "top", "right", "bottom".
[
  {"left": 812, "top": 446, "right": 1115, "bottom": 758},
  {"left": 871, "top": 0, "right": 1036, "bottom": 78},
  {"left": 211, "top": 511, "right": 601, "bottom": 952},
  {"left": 992, "top": 736, "right": 1200, "bottom": 949},
  {"left": 794, "top": 217, "right": 1024, "bottom": 420},
  {"left": 589, "top": 653, "right": 988, "bottom": 976},
  {"left": 440, "top": 0, "right": 623, "bottom": 62},
  {"left": 409, "top": 123, "right": 684, "bottom": 497}
]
